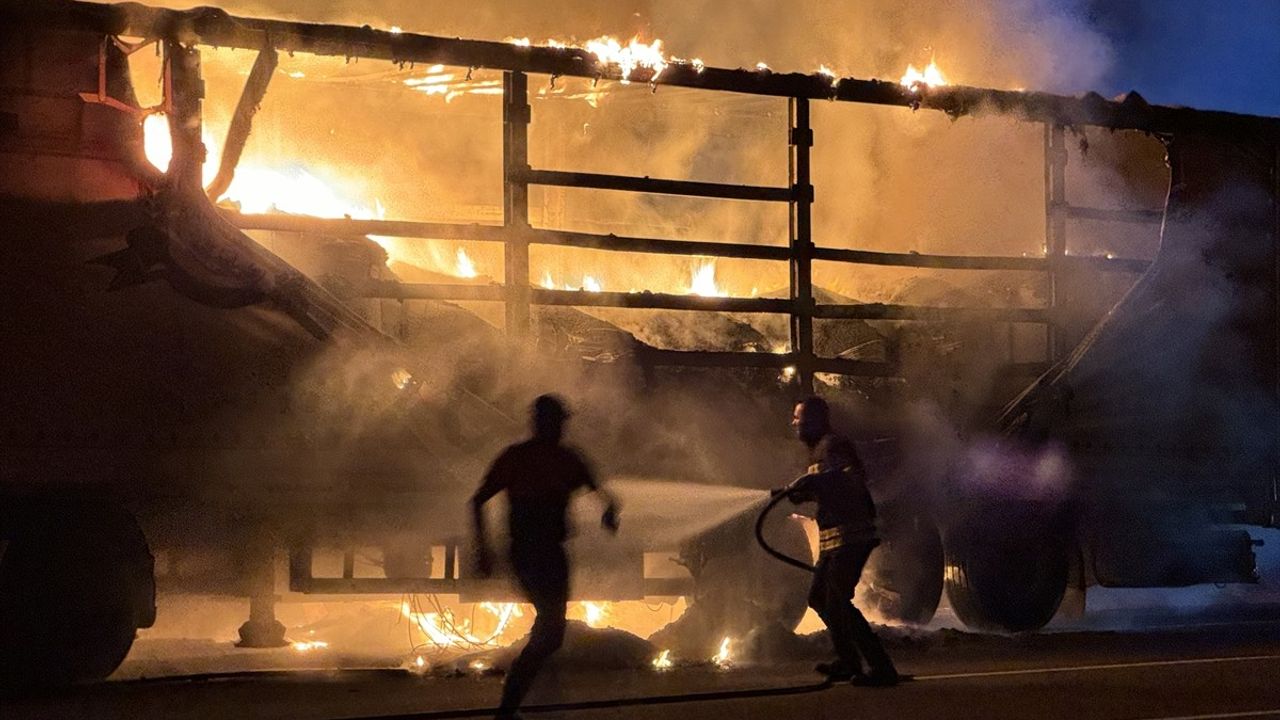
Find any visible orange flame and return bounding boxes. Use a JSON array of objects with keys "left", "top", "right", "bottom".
[
  {"left": 578, "top": 601, "right": 612, "bottom": 628},
  {"left": 689, "top": 260, "right": 727, "bottom": 297},
  {"left": 652, "top": 649, "right": 673, "bottom": 669},
  {"left": 585, "top": 36, "right": 668, "bottom": 83},
  {"left": 900, "top": 59, "right": 948, "bottom": 91},
  {"left": 713, "top": 636, "right": 734, "bottom": 668}
]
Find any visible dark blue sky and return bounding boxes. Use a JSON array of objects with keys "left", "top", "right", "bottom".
[{"left": 1085, "top": 0, "right": 1280, "bottom": 117}]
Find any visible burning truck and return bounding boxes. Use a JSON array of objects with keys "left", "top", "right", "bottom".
[{"left": 1, "top": 0, "right": 1278, "bottom": 683}]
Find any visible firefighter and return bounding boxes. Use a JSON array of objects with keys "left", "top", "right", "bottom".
[
  {"left": 471, "top": 394, "right": 621, "bottom": 719},
  {"left": 773, "top": 396, "right": 899, "bottom": 686}
]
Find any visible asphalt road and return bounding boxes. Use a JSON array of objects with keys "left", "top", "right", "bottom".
[{"left": 6, "top": 613, "right": 1280, "bottom": 720}]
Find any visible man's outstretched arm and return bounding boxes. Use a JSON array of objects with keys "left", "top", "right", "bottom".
[
  {"left": 580, "top": 457, "right": 621, "bottom": 534},
  {"left": 471, "top": 459, "right": 507, "bottom": 577},
  {"left": 772, "top": 472, "right": 819, "bottom": 504}
]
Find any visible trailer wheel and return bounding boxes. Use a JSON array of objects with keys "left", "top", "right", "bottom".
[
  {"left": 0, "top": 503, "right": 152, "bottom": 684},
  {"left": 862, "top": 516, "right": 944, "bottom": 625},
  {"left": 943, "top": 521, "right": 1069, "bottom": 633}
]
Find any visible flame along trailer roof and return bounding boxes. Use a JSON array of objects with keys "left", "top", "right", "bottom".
[{"left": 5, "top": 0, "right": 1279, "bottom": 138}]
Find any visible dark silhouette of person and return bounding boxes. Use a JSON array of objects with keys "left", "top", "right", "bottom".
[
  {"left": 471, "top": 394, "right": 620, "bottom": 719},
  {"left": 773, "top": 396, "right": 899, "bottom": 686}
]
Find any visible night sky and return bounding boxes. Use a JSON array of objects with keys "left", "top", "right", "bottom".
[{"left": 1085, "top": 0, "right": 1280, "bottom": 117}]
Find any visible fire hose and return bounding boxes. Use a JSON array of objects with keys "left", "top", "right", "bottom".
[{"left": 754, "top": 490, "right": 816, "bottom": 573}]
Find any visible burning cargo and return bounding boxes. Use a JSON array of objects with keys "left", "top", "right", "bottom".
[{"left": 1, "top": 0, "right": 1278, "bottom": 684}]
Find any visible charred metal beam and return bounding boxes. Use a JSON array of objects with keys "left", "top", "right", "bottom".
[
  {"left": 1058, "top": 204, "right": 1164, "bottom": 224},
  {"left": 530, "top": 228, "right": 791, "bottom": 262},
  {"left": 291, "top": 577, "right": 461, "bottom": 594},
  {"left": 365, "top": 283, "right": 1058, "bottom": 324},
  {"left": 814, "top": 303, "right": 1051, "bottom": 324},
  {"left": 809, "top": 357, "right": 900, "bottom": 378},
  {"left": 226, "top": 212, "right": 508, "bottom": 242},
  {"left": 290, "top": 575, "right": 694, "bottom": 596},
  {"left": 532, "top": 289, "right": 792, "bottom": 314},
  {"left": 1045, "top": 124, "right": 1069, "bottom": 360},
  {"left": 226, "top": 212, "right": 1148, "bottom": 274},
  {"left": 1059, "top": 255, "right": 1151, "bottom": 274},
  {"left": 813, "top": 247, "right": 1046, "bottom": 272},
  {"left": 638, "top": 348, "right": 796, "bottom": 369},
  {"left": 789, "top": 97, "right": 816, "bottom": 394},
  {"left": 523, "top": 169, "right": 793, "bottom": 203},
  {"left": 16, "top": 1, "right": 1278, "bottom": 136},
  {"left": 206, "top": 46, "right": 277, "bottom": 203},
  {"left": 364, "top": 282, "right": 505, "bottom": 302},
  {"left": 816, "top": 246, "right": 1149, "bottom": 274},
  {"left": 503, "top": 71, "right": 532, "bottom": 337}
]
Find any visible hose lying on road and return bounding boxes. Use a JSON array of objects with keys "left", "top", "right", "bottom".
[{"left": 754, "top": 490, "right": 816, "bottom": 573}]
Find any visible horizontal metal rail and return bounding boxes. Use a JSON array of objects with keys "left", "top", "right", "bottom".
[
  {"left": 229, "top": 212, "right": 508, "bottom": 242},
  {"left": 637, "top": 352, "right": 1046, "bottom": 378},
  {"left": 530, "top": 228, "right": 792, "bottom": 261},
  {"left": 361, "top": 283, "right": 1058, "bottom": 325},
  {"left": 638, "top": 348, "right": 795, "bottom": 369},
  {"left": 813, "top": 247, "right": 1046, "bottom": 272},
  {"left": 635, "top": 349, "right": 913, "bottom": 379},
  {"left": 814, "top": 303, "right": 1051, "bottom": 323},
  {"left": 531, "top": 288, "right": 792, "bottom": 314},
  {"left": 290, "top": 576, "right": 695, "bottom": 596},
  {"left": 1059, "top": 254, "right": 1151, "bottom": 274},
  {"left": 230, "top": 213, "right": 1150, "bottom": 274},
  {"left": 522, "top": 169, "right": 795, "bottom": 202},
  {"left": 366, "top": 281, "right": 505, "bottom": 302},
  {"left": 1057, "top": 204, "right": 1164, "bottom": 224}
]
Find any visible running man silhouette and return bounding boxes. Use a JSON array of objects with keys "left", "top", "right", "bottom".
[{"left": 471, "top": 394, "right": 620, "bottom": 719}]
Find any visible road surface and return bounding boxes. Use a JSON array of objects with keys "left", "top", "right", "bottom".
[{"left": 5, "top": 608, "right": 1280, "bottom": 719}]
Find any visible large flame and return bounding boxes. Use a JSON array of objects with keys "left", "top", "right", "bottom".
[
  {"left": 585, "top": 36, "right": 667, "bottom": 83},
  {"left": 900, "top": 59, "right": 948, "bottom": 91},
  {"left": 688, "top": 260, "right": 727, "bottom": 297},
  {"left": 142, "top": 113, "right": 383, "bottom": 222},
  {"left": 142, "top": 113, "right": 173, "bottom": 173},
  {"left": 140, "top": 106, "right": 753, "bottom": 291}
]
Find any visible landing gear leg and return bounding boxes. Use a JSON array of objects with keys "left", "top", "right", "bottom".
[{"left": 236, "top": 540, "right": 286, "bottom": 648}]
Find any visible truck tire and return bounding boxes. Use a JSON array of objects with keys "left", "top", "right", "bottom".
[
  {"left": 0, "top": 502, "right": 153, "bottom": 684},
  {"left": 862, "top": 516, "right": 944, "bottom": 625},
  {"left": 943, "top": 520, "right": 1069, "bottom": 633}
]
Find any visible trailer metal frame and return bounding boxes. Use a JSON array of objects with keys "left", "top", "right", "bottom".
[{"left": 4, "top": 2, "right": 1184, "bottom": 398}]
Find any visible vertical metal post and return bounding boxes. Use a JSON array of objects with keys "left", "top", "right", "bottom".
[
  {"left": 443, "top": 543, "right": 457, "bottom": 581},
  {"left": 503, "top": 71, "right": 531, "bottom": 337},
  {"left": 789, "top": 97, "right": 815, "bottom": 396},
  {"left": 1044, "top": 123, "right": 1068, "bottom": 362},
  {"left": 1272, "top": 142, "right": 1280, "bottom": 527},
  {"left": 165, "top": 40, "right": 205, "bottom": 193}
]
